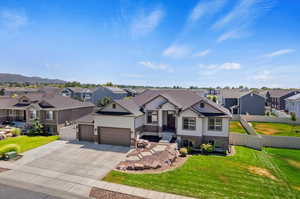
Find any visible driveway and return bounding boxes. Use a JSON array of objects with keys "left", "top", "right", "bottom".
[{"left": 24, "top": 140, "right": 129, "bottom": 180}]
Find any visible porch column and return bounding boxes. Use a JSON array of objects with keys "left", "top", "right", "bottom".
[{"left": 158, "top": 110, "right": 163, "bottom": 132}]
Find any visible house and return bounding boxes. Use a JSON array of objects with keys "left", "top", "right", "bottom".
[
  {"left": 60, "top": 86, "right": 128, "bottom": 104},
  {"left": 76, "top": 89, "right": 232, "bottom": 151},
  {"left": 1, "top": 87, "right": 40, "bottom": 96},
  {"left": 285, "top": 93, "right": 300, "bottom": 118},
  {"left": 220, "top": 90, "right": 265, "bottom": 115},
  {"left": 0, "top": 93, "right": 95, "bottom": 134},
  {"left": 266, "top": 90, "right": 300, "bottom": 110}
]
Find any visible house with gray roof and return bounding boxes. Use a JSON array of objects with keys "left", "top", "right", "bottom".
[
  {"left": 266, "top": 90, "right": 300, "bottom": 110},
  {"left": 76, "top": 89, "right": 232, "bottom": 152},
  {"left": 220, "top": 89, "right": 265, "bottom": 115},
  {"left": 285, "top": 93, "right": 300, "bottom": 118},
  {"left": 0, "top": 93, "right": 95, "bottom": 134},
  {"left": 60, "top": 86, "right": 128, "bottom": 104}
]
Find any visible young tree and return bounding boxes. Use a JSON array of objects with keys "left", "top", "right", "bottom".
[
  {"left": 29, "top": 119, "right": 44, "bottom": 135},
  {"left": 0, "top": 88, "right": 5, "bottom": 96},
  {"left": 97, "top": 96, "right": 112, "bottom": 107}
]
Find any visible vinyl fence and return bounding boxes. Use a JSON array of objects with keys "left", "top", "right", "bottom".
[
  {"left": 240, "top": 115, "right": 300, "bottom": 125},
  {"left": 261, "top": 135, "right": 300, "bottom": 149},
  {"left": 229, "top": 133, "right": 263, "bottom": 150}
]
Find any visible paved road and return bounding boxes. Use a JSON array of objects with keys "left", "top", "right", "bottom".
[{"left": 0, "top": 183, "right": 62, "bottom": 199}]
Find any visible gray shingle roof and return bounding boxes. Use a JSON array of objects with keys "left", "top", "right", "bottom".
[
  {"left": 268, "top": 90, "right": 299, "bottom": 98},
  {"left": 286, "top": 93, "right": 300, "bottom": 101},
  {"left": 0, "top": 94, "right": 95, "bottom": 110}
]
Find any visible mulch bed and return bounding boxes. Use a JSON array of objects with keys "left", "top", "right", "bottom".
[
  {"left": 0, "top": 167, "right": 10, "bottom": 173},
  {"left": 89, "top": 187, "right": 145, "bottom": 199}
]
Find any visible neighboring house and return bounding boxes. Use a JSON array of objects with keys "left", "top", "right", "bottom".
[
  {"left": 285, "top": 93, "right": 300, "bottom": 118},
  {"left": 77, "top": 89, "right": 232, "bottom": 151},
  {"left": 123, "top": 88, "right": 137, "bottom": 97},
  {"left": 2, "top": 87, "right": 40, "bottom": 96},
  {"left": 220, "top": 90, "right": 265, "bottom": 115},
  {"left": 60, "top": 86, "right": 128, "bottom": 104},
  {"left": 266, "top": 90, "right": 300, "bottom": 110},
  {"left": 0, "top": 93, "right": 95, "bottom": 134}
]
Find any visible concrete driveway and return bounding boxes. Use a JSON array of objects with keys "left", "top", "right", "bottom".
[{"left": 24, "top": 141, "right": 129, "bottom": 180}]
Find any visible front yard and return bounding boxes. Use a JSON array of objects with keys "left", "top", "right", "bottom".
[
  {"left": 230, "top": 121, "right": 247, "bottom": 134},
  {"left": 251, "top": 122, "right": 300, "bottom": 137},
  {"left": 0, "top": 135, "right": 59, "bottom": 153},
  {"left": 103, "top": 147, "right": 300, "bottom": 199}
]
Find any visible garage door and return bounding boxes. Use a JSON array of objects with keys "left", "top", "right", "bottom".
[
  {"left": 98, "top": 127, "right": 131, "bottom": 146},
  {"left": 78, "top": 124, "right": 94, "bottom": 142}
]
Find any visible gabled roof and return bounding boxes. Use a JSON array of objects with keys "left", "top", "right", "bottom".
[
  {"left": 286, "top": 93, "right": 300, "bottom": 101},
  {"left": 66, "top": 87, "right": 97, "bottom": 93},
  {"left": 104, "top": 86, "right": 127, "bottom": 94},
  {"left": 267, "top": 89, "right": 299, "bottom": 98},
  {"left": 0, "top": 94, "right": 95, "bottom": 110},
  {"left": 114, "top": 99, "right": 143, "bottom": 116},
  {"left": 221, "top": 89, "right": 264, "bottom": 99}
]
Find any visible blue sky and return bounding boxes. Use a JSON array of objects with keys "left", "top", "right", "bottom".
[{"left": 0, "top": 0, "right": 299, "bottom": 88}]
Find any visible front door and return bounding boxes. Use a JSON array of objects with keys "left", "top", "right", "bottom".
[{"left": 166, "top": 111, "right": 176, "bottom": 131}]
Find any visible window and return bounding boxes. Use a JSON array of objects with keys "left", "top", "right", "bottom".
[
  {"left": 200, "top": 103, "right": 205, "bottom": 108},
  {"left": 147, "top": 111, "right": 158, "bottom": 124},
  {"left": 208, "top": 118, "right": 222, "bottom": 131},
  {"left": 46, "top": 111, "right": 53, "bottom": 120},
  {"left": 112, "top": 104, "right": 116, "bottom": 109},
  {"left": 182, "top": 117, "right": 196, "bottom": 130},
  {"left": 29, "top": 110, "right": 37, "bottom": 120}
]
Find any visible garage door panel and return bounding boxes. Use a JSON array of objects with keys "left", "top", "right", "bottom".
[
  {"left": 98, "top": 127, "right": 131, "bottom": 146},
  {"left": 79, "top": 124, "right": 94, "bottom": 142}
]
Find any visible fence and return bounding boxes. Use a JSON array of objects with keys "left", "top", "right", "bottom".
[
  {"left": 261, "top": 135, "right": 300, "bottom": 149},
  {"left": 230, "top": 133, "right": 262, "bottom": 150},
  {"left": 239, "top": 115, "right": 300, "bottom": 124}
]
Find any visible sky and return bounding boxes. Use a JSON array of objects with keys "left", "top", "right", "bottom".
[{"left": 0, "top": 0, "right": 299, "bottom": 88}]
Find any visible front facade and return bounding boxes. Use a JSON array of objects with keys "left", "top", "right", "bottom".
[
  {"left": 221, "top": 90, "right": 265, "bottom": 115},
  {"left": 77, "top": 90, "right": 232, "bottom": 151},
  {"left": 0, "top": 94, "right": 95, "bottom": 134},
  {"left": 266, "top": 90, "right": 300, "bottom": 110},
  {"left": 285, "top": 94, "right": 300, "bottom": 117}
]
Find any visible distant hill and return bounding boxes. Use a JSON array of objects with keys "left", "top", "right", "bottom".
[{"left": 0, "top": 73, "right": 66, "bottom": 84}]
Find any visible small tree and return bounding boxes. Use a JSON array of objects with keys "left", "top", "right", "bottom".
[
  {"left": 291, "top": 112, "right": 297, "bottom": 121},
  {"left": 0, "top": 88, "right": 5, "bottom": 96},
  {"left": 29, "top": 119, "right": 44, "bottom": 135},
  {"left": 97, "top": 97, "right": 112, "bottom": 107}
]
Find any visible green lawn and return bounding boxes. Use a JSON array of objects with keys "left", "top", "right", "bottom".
[
  {"left": 0, "top": 135, "right": 59, "bottom": 153},
  {"left": 103, "top": 147, "right": 300, "bottom": 199},
  {"left": 251, "top": 122, "right": 300, "bottom": 137},
  {"left": 230, "top": 121, "right": 247, "bottom": 134}
]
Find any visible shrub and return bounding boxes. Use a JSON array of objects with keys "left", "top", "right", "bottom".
[
  {"left": 291, "top": 112, "right": 297, "bottom": 121},
  {"left": 0, "top": 144, "right": 21, "bottom": 157},
  {"left": 179, "top": 147, "right": 188, "bottom": 157},
  {"left": 11, "top": 128, "right": 21, "bottom": 137},
  {"left": 201, "top": 144, "right": 214, "bottom": 154}
]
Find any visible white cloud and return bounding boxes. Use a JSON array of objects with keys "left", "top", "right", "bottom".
[
  {"left": 193, "top": 49, "right": 211, "bottom": 57},
  {"left": 264, "top": 49, "right": 295, "bottom": 57},
  {"left": 253, "top": 70, "right": 272, "bottom": 81},
  {"left": 213, "top": 0, "right": 275, "bottom": 41},
  {"left": 200, "top": 62, "right": 241, "bottom": 75},
  {"left": 130, "top": 8, "right": 164, "bottom": 38},
  {"left": 202, "top": 62, "right": 241, "bottom": 70},
  {"left": 162, "top": 44, "right": 190, "bottom": 58},
  {"left": 0, "top": 9, "right": 28, "bottom": 30},
  {"left": 217, "top": 29, "right": 242, "bottom": 42},
  {"left": 139, "top": 61, "right": 173, "bottom": 72},
  {"left": 188, "top": 0, "right": 227, "bottom": 23}
]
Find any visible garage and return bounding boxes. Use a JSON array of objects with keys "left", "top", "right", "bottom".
[
  {"left": 78, "top": 124, "right": 95, "bottom": 142},
  {"left": 98, "top": 127, "right": 131, "bottom": 146}
]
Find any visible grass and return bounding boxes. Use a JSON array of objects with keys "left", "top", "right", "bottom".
[
  {"left": 230, "top": 121, "right": 247, "bottom": 134},
  {"left": 0, "top": 135, "right": 59, "bottom": 153},
  {"left": 103, "top": 147, "right": 300, "bottom": 199},
  {"left": 251, "top": 122, "right": 300, "bottom": 137}
]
